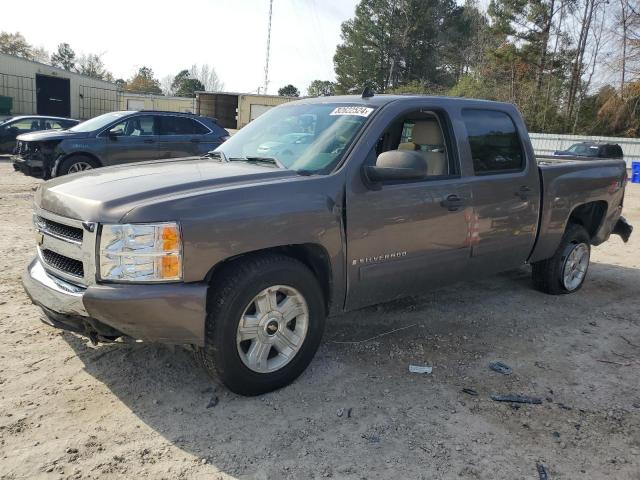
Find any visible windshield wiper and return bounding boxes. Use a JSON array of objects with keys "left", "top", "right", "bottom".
[
  {"left": 229, "top": 156, "right": 285, "bottom": 169},
  {"left": 205, "top": 150, "right": 227, "bottom": 162}
]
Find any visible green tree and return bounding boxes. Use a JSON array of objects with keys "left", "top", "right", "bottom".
[
  {"left": 171, "top": 69, "right": 205, "bottom": 97},
  {"left": 124, "top": 66, "right": 162, "bottom": 94},
  {"left": 333, "top": 0, "right": 479, "bottom": 94},
  {"left": 50, "top": 43, "right": 76, "bottom": 71},
  {"left": 307, "top": 80, "right": 336, "bottom": 96},
  {"left": 278, "top": 84, "right": 300, "bottom": 97}
]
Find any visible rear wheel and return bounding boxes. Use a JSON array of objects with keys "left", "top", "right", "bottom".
[
  {"left": 57, "top": 155, "right": 99, "bottom": 176},
  {"left": 532, "top": 223, "right": 591, "bottom": 294},
  {"left": 195, "top": 254, "right": 326, "bottom": 395}
]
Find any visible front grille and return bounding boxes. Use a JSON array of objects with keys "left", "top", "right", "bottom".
[
  {"left": 37, "top": 216, "right": 83, "bottom": 242},
  {"left": 42, "top": 249, "right": 84, "bottom": 278}
]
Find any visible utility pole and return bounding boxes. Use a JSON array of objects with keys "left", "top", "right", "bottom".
[{"left": 263, "top": 0, "right": 273, "bottom": 95}]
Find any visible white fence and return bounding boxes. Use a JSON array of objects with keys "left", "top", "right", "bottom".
[{"left": 530, "top": 133, "right": 640, "bottom": 168}]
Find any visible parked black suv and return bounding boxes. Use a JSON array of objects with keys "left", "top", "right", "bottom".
[
  {"left": 553, "top": 142, "right": 624, "bottom": 159},
  {"left": 0, "top": 115, "right": 79, "bottom": 154},
  {"left": 12, "top": 111, "right": 229, "bottom": 178}
]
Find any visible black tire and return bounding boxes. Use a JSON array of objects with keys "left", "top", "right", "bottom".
[
  {"left": 194, "top": 253, "right": 326, "bottom": 396},
  {"left": 56, "top": 155, "right": 99, "bottom": 176},
  {"left": 532, "top": 223, "right": 591, "bottom": 294}
]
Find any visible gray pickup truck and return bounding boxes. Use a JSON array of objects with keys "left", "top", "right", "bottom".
[{"left": 22, "top": 94, "right": 632, "bottom": 395}]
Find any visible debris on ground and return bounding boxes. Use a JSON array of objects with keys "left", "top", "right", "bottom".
[
  {"left": 462, "top": 388, "right": 479, "bottom": 396},
  {"left": 489, "top": 361, "right": 512, "bottom": 375},
  {"left": 409, "top": 364, "right": 433, "bottom": 374},
  {"left": 490, "top": 395, "right": 542, "bottom": 405},
  {"left": 206, "top": 396, "right": 219, "bottom": 409},
  {"left": 536, "top": 462, "right": 550, "bottom": 480}
]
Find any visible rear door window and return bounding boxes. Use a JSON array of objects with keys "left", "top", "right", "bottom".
[
  {"left": 462, "top": 109, "right": 524, "bottom": 175},
  {"left": 158, "top": 116, "right": 209, "bottom": 135}
]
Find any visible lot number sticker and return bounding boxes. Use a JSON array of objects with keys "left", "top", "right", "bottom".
[{"left": 330, "top": 106, "right": 374, "bottom": 117}]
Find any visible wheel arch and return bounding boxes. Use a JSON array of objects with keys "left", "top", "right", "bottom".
[
  {"left": 567, "top": 200, "right": 608, "bottom": 241},
  {"left": 204, "top": 244, "right": 333, "bottom": 314},
  {"left": 54, "top": 151, "right": 103, "bottom": 176}
]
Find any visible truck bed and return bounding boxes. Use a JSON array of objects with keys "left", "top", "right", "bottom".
[{"left": 530, "top": 156, "right": 628, "bottom": 262}]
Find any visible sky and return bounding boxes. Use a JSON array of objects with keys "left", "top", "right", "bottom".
[{"left": 0, "top": 0, "right": 360, "bottom": 95}]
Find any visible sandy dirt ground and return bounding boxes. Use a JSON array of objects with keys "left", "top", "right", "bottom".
[{"left": 0, "top": 158, "right": 639, "bottom": 480}]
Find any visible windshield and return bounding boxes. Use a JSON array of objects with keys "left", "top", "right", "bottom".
[
  {"left": 215, "top": 103, "right": 376, "bottom": 174},
  {"left": 568, "top": 143, "right": 598, "bottom": 156},
  {"left": 69, "top": 112, "right": 129, "bottom": 133}
]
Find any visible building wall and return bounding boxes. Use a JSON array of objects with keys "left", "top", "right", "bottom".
[
  {"left": 0, "top": 53, "right": 117, "bottom": 119},
  {"left": 530, "top": 132, "right": 640, "bottom": 168},
  {"left": 236, "top": 94, "right": 297, "bottom": 128},
  {"left": 119, "top": 93, "right": 195, "bottom": 113}
]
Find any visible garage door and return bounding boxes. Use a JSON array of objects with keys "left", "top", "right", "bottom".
[
  {"left": 127, "top": 99, "right": 146, "bottom": 111},
  {"left": 249, "top": 104, "right": 273, "bottom": 121},
  {"left": 36, "top": 75, "right": 70, "bottom": 117}
]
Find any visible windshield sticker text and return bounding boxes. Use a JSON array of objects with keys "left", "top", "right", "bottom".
[{"left": 330, "top": 106, "right": 374, "bottom": 117}]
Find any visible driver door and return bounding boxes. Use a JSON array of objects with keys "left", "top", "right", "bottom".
[
  {"left": 345, "top": 107, "right": 473, "bottom": 310},
  {"left": 104, "top": 115, "right": 159, "bottom": 165}
]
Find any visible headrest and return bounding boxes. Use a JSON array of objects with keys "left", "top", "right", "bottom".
[{"left": 412, "top": 121, "right": 443, "bottom": 146}]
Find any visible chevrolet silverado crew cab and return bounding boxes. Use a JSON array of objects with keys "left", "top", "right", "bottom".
[{"left": 22, "top": 94, "right": 632, "bottom": 395}]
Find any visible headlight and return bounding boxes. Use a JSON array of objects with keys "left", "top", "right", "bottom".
[{"left": 99, "top": 223, "right": 182, "bottom": 282}]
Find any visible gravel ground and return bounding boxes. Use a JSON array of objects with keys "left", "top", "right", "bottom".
[{"left": 0, "top": 158, "right": 639, "bottom": 480}]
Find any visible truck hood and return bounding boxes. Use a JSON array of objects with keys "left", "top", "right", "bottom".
[
  {"left": 17, "top": 129, "right": 89, "bottom": 142},
  {"left": 35, "top": 158, "right": 298, "bottom": 222}
]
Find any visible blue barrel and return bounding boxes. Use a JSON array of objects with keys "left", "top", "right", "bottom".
[{"left": 632, "top": 161, "right": 640, "bottom": 184}]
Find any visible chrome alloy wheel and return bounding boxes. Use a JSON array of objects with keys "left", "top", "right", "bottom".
[
  {"left": 562, "top": 242, "right": 589, "bottom": 291},
  {"left": 67, "top": 161, "right": 93, "bottom": 173},
  {"left": 236, "top": 285, "right": 309, "bottom": 373}
]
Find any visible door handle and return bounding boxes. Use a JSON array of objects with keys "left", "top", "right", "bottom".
[
  {"left": 515, "top": 186, "right": 531, "bottom": 200},
  {"left": 440, "top": 194, "right": 466, "bottom": 212},
  {"left": 143, "top": 139, "right": 155, "bottom": 144}
]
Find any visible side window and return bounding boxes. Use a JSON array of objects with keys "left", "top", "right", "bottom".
[
  {"left": 11, "top": 119, "right": 41, "bottom": 132},
  {"left": 108, "top": 116, "right": 155, "bottom": 137},
  {"left": 462, "top": 109, "right": 524, "bottom": 175},
  {"left": 45, "top": 120, "right": 64, "bottom": 130},
  {"left": 158, "top": 116, "right": 209, "bottom": 135},
  {"left": 374, "top": 111, "right": 455, "bottom": 178}
]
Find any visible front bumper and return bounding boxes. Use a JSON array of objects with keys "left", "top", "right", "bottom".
[
  {"left": 12, "top": 155, "right": 45, "bottom": 177},
  {"left": 22, "top": 258, "right": 208, "bottom": 346}
]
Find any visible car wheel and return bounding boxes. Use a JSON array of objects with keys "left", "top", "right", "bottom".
[
  {"left": 532, "top": 223, "right": 591, "bottom": 294},
  {"left": 194, "top": 253, "right": 326, "bottom": 395},
  {"left": 57, "top": 155, "right": 99, "bottom": 176}
]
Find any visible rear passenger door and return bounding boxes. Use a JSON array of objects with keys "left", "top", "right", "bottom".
[
  {"left": 462, "top": 108, "right": 540, "bottom": 273},
  {"left": 156, "top": 116, "right": 212, "bottom": 158}
]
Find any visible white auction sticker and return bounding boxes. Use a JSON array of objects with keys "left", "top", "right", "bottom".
[{"left": 330, "top": 106, "right": 374, "bottom": 117}]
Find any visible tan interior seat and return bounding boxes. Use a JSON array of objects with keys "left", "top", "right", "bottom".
[{"left": 398, "top": 121, "right": 447, "bottom": 176}]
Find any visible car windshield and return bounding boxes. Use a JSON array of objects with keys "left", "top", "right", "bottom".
[
  {"left": 68, "top": 112, "right": 129, "bottom": 133},
  {"left": 568, "top": 143, "right": 598, "bottom": 156},
  {"left": 214, "top": 103, "right": 376, "bottom": 174}
]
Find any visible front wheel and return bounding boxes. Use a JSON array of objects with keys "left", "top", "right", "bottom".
[
  {"left": 532, "top": 223, "right": 591, "bottom": 294},
  {"left": 195, "top": 254, "right": 326, "bottom": 395},
  {"left": 56, "top": 155, "right": 99, "bottom": 176}
]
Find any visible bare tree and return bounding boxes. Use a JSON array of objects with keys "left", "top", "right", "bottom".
[
  {"left": 189, "top": 64, "right": 224, "bottom": 92},
  {"left": 160, "top": 74, "right": 174, "bottom": 96}
]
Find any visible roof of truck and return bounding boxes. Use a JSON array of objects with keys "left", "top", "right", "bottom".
[{"left": 293, "top": 94, "right": 515, "bottom": 109}]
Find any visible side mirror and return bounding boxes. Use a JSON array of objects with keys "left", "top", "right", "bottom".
[
  {"left": 107, "top": 131, "right": 119, "bottom": 140},
  {"left": 364, "top": 150, "right": 427, "bottom": 183}
]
